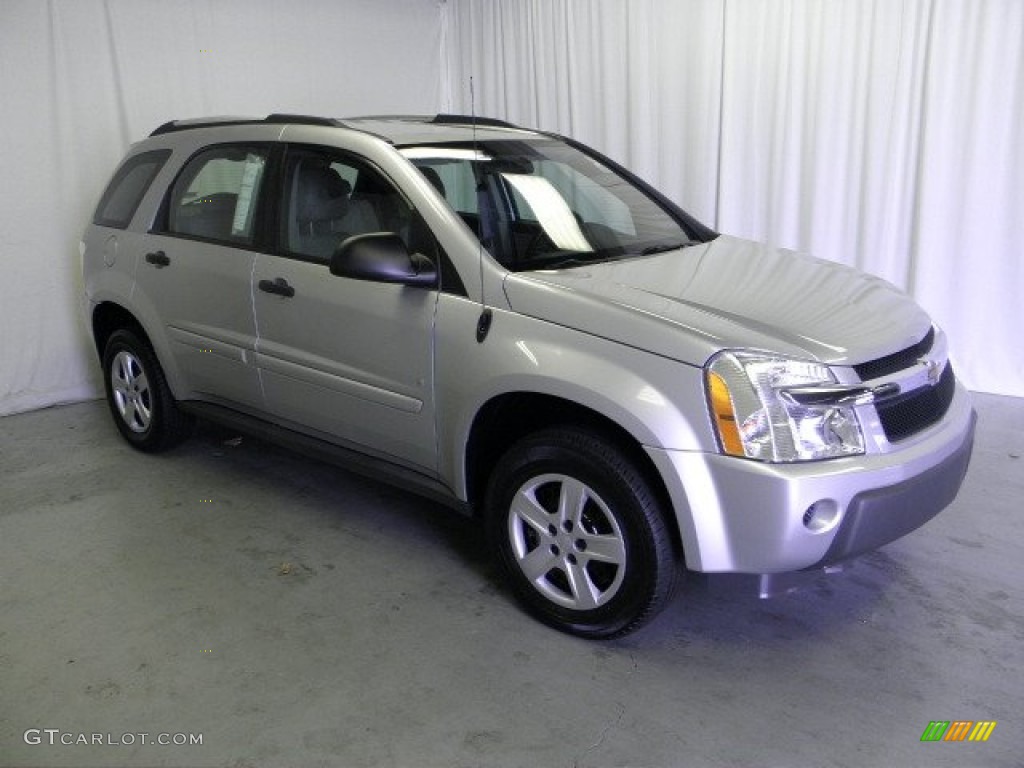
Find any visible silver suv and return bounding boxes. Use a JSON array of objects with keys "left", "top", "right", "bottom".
[{"left": 82, "top": 113, "right": 976, "bottom": 637}]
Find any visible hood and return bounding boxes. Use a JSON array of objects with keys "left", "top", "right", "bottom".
[{"left": 502, "top": 234, "right": 932, "bottom": 367}]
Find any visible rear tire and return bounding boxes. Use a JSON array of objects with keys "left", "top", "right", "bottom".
[
  {"left": 102, "top": 329, "right": 193, "bottom": 452},
  {"left": 485, "top": 427, "right": 678, "bottom": 638}
]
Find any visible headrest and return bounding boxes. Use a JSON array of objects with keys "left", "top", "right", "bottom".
[{"left": 295, "top": 164, "right": 350, "bottom": 222}]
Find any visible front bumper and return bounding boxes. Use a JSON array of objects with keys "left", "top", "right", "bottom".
[
  {"left": 809, "top": 412, "right": 974, "bottom": 567},
  {"left": 647, "top": 383, "right": 976, "bottom": 573}
]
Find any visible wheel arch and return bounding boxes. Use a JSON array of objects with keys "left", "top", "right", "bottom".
[
  {"left": 91, "top": 301, "right": 153, "bottom": 361},
  {"left": 90, "top": 300, "right": 188, "bottom": 399},
  {"left": 464, "top": 392, "right": 684, "bottom": 557}
]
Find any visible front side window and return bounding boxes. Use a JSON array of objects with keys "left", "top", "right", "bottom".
[
  {"left": 165, "top": 145, "right": 269, "bottom": 244},
  {"left": 93, "top": 149, "right": 171, "bottom": 229},
  {"left": 402, "top": 140, "right": 697, "bottom": 271},
  {"left": 281, "top": 147, "right": 419, "bottom": 263}
]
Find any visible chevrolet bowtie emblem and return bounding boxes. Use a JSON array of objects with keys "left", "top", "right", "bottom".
[{"left": 919, "top": 356, "right": 942, "bottom": 384}]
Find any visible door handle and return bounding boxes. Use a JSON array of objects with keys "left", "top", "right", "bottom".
[
  {"left": 145, "top": 250, "right": 170, "bottom": 268},
  {"left": 258, "top": 277, "right": 295, "bottom": 298}
]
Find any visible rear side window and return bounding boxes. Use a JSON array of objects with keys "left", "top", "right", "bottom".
[
  {"left": 92, "top": 149, "right": 171, "bottom": 229},
  {"left": 163, "top": 145, "right": 269, "bottom": 245}
]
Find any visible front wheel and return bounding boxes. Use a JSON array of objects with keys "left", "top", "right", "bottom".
[
  {"left": 101, "top": 329, "right": 193, "bottom": 452},
  {"left": 485, "top": 428, "right": 679, "bottom": 638}
]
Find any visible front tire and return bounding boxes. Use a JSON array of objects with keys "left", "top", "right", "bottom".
[
  {"left": 486, "top": 428, "right": 678, "bottom": 638},
  {"left": 102, "top": 329, "right": 193, "bottom": 452}
]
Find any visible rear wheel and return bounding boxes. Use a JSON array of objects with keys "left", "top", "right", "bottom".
[
  {"left": 102, "top": 329, "right": 193, "bottom": 452},
  {"left": 486, "top": 427, "right": 678, "bottom": 638}
]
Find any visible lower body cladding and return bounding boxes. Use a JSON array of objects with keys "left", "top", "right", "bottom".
[{"left": 647, "top": 384, "right": 976, "bottom": 582}]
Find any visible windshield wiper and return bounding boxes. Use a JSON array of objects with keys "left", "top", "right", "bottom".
[
  {"left": 636, "top": 242, "right": 688, "bottom": 256},
  {"left": 530, "top": 256, "right": 595, "bottom": 270},
  {"left": 529, "top": 243, "right": 692, "bottom": 270}
]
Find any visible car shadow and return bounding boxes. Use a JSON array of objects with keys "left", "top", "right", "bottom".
[{"left": 182, "top": 418, "right": 903, "bottom": 649}]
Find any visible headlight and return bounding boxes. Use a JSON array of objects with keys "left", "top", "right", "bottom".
[{"left": 705, "top": 351, "right": 865, "bottom": 462}]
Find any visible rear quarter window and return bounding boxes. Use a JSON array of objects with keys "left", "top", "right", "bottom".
[{"left": 92, "top": 149, "right": 171, "bottom": 229}]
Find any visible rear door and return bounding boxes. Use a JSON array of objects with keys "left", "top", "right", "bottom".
[
  {"left": 251, "top": 145, "right": 439, "bottom": 472},
  {"left": 137, "top": 144, "right": 271, "bottom": 410}
]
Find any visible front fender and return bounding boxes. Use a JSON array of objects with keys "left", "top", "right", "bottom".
[{"left": 434, "top": 295, "right": 714, "bottom": 500}]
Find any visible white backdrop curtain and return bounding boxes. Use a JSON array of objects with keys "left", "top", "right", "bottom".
[
  {"left": 1, "top": 0, "right": 1021, "bottom": 417},
  {"left": 442, "top": 0, "right": 1024, "bottom": 398},
  {"left": 0, "top": 0, "right": 443, "bottom": 416}
]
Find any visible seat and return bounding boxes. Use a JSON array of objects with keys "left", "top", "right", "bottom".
[
  {"left": 292, "top": 163, "right": 351, "bottom": 258},
  {"left": 174, "top": 192, "right": 240, "bottom": 241}
]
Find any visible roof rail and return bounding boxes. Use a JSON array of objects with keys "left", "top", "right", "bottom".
[
  {"left": 264, "top": 113, "right": 341, "bottom": 128},
  {"left": 149, "top": 113, "right": 520, "bottom": 137},
  {"left": 150, "top": 113, "right": 341, "bottom": 136},
  {"left": 150, "top": 120, "right": 182, "bottom": 136},
  {"left": 431, "top": 114, "right": 521, "bottom": 129},
  {"left": 150, "top": 117, "right": 261, "bottom": 136}
]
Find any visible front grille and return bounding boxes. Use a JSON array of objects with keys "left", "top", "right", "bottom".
[
  {"left": 854, "top": 327, "right": 934, "bottom": 381},
  {"left": 876, "top": 363, "right": 956, "bottom": 442}
]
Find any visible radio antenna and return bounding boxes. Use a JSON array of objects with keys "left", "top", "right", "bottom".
[{"left": 471, "top": 75, "right": 493, "bottom": 343}]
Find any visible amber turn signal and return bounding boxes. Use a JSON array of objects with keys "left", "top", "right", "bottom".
[{"left": 707, "top": 370, "right": 745, "bottom": 457}]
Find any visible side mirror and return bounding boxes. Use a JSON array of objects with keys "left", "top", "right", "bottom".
[{"left": 330, "top": 232, "right": 437, "bottom": 288}]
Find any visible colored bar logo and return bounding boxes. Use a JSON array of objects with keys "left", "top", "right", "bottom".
[{"left": 921, "top": 721, "right": 997, "bottom": 742}]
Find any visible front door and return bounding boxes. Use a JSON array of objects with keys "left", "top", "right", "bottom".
[{"left": 252, "top": 146, "right": 438, "bottom": 472}]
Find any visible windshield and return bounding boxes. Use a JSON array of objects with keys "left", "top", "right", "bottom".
[{"left": 400, "top": 139, "right": 700, "bottom": 271}]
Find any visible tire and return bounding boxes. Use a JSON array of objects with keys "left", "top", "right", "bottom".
[
  {"left": 101, "top": 329, "right": 193, "bottom": 452},
  {"left": 485, "top": 427, "right": 678, "bottom": 638}
]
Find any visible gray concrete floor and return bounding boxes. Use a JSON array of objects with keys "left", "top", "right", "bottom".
[{"left": 1, "top": 393, "right": 1021, "bottom": 768}]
